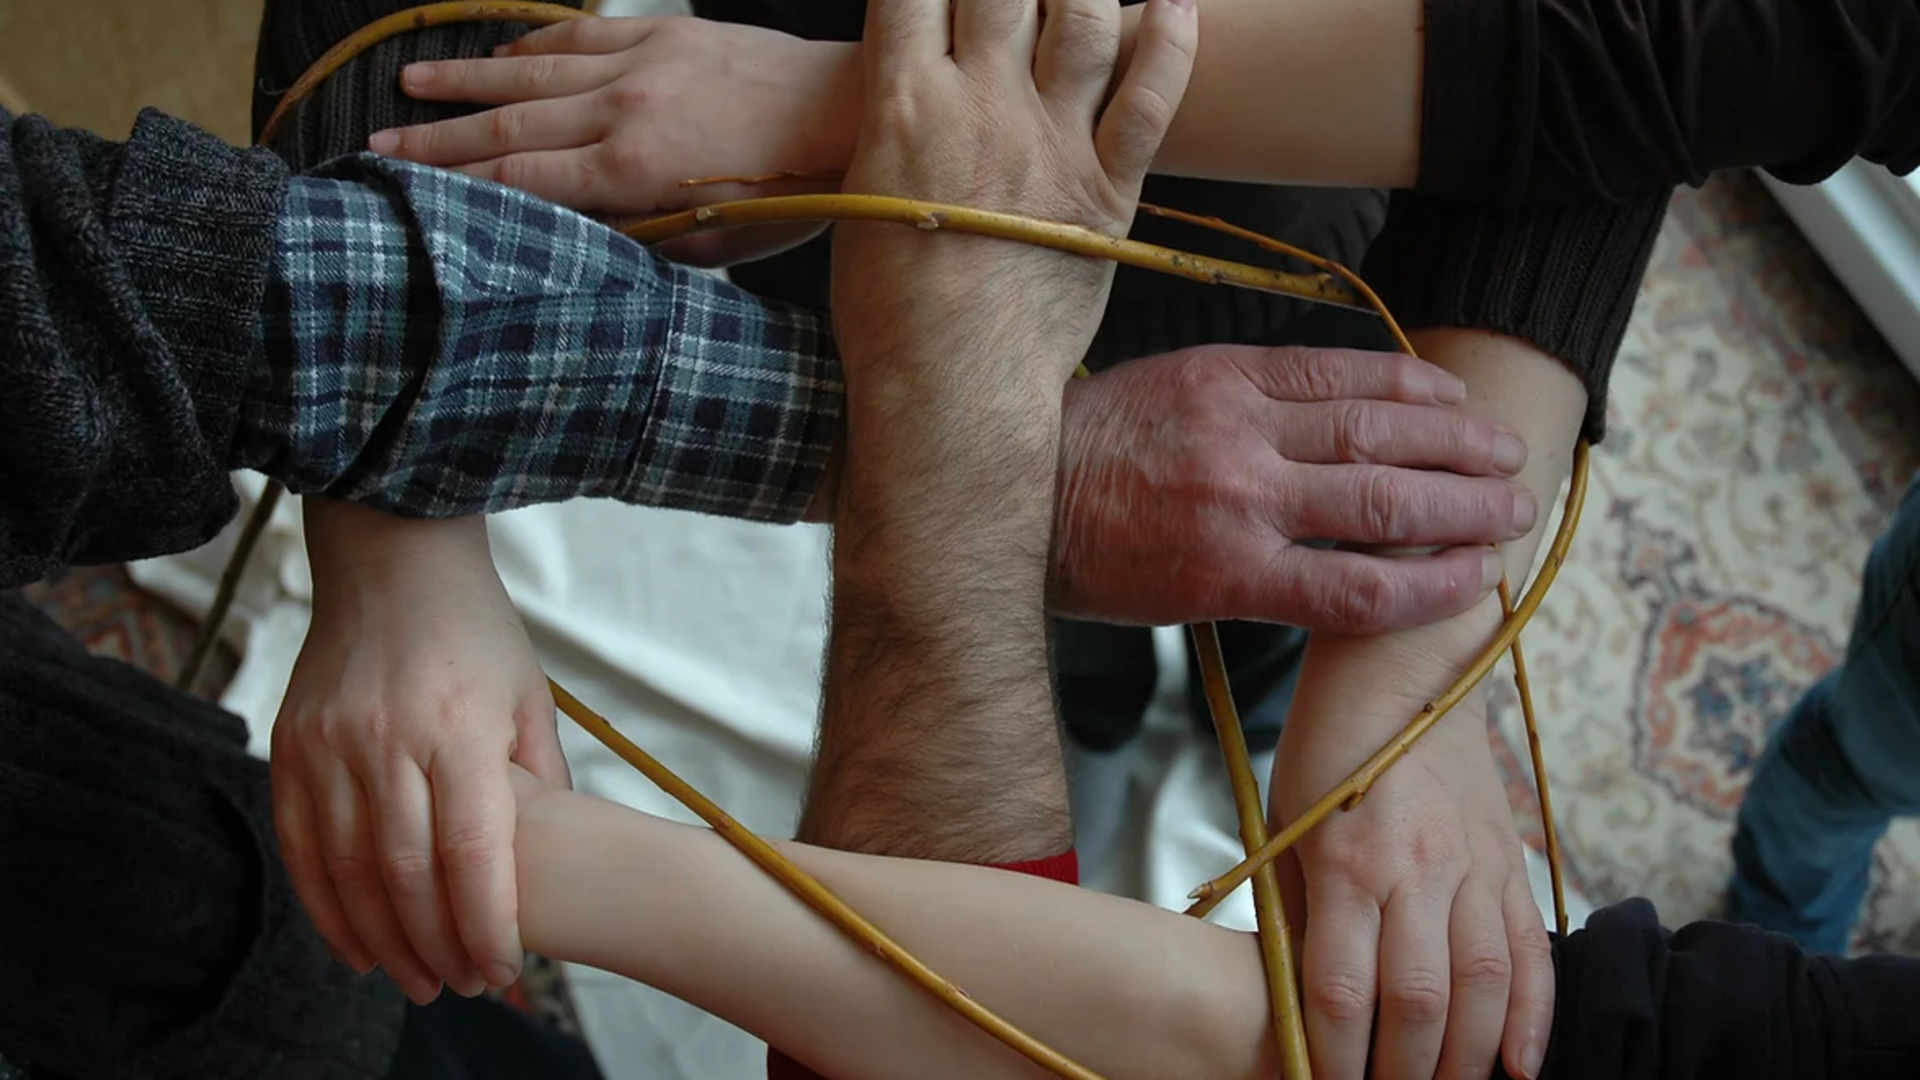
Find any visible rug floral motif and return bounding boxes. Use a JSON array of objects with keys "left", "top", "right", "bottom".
[{"left": 1486, "top": 174, "right": 1920, "bottom": 956}]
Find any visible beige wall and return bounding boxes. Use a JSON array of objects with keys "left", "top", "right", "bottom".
[{"left": 0, "top": 0, "right": 264, "bottom": 144}]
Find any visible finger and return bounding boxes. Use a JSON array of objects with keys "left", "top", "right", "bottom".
[
  {"left": 1373, "top": 885, "right": 1454, "bottom": 1080},
  {"left": 496, "top": 14, "right": 657, "bottom": 57},
  {"left": 1237, "top": 545, "right": 1501, "bottom": 635},
  {"left": 514, "top": 700, "right": 574, "bottom": 791},
  {"left": 1434, "top": 881, "right": 1513, "bottom": 1080},
  {"left": 316, "top": 764, "right": 440, "bottom": 1003},
  {"left": 1300, "top": 877, "right": 1382, "bottom": 1080},
  {"left": 952, "top": 0, "right": 1040, "bottom": 68},
  {"left": 397, "top": 54, "right": 623, "bottom": 105},
  {"left": 1221, "top": 345, "right": 1470, "bottom": 407},
  {"left": 1268, "top": 399, "right": 1528, "bottom": 478},
  {"left": 652, "top": 221, "right": 833, "bottom": 269},
  {"left": 1277, "top": 463, "right": 1536, "bottom": 548},
  {"left": 429, "top": 742, "right": 526, "bottom": 989},
  {"left": 1500, "top": 874, "right": 1557, "bottom": 1080},
  {"left": 1035, "top": 0, "right": 1123, "bottom": 122},
  {"left": 865, "top": 0, "right": 951, "bottom": 76},
  {"left": 368, "top": 98, "right": 602, "bottom": 169},
  {"left": 371, "top": 760, "right": 486, "bottom": 997},
  {"left": 1093, "top": 0, "right": 1196, "bottom": 199},
  {"left": 271, "top": 766, "right": 372, "bottom": 971},
  {"left": 442, "top": 146, "right": 625, "bottom": 211}
]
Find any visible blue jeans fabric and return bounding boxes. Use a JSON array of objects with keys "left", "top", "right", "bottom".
[{"left": 1728, "top": 472, "right": 1920, "bottom": 954}]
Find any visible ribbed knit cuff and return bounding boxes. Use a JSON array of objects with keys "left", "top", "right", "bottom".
[
  {"left": 1360, "top": 188, "right": 1674, "bottom": 444},
  {"left": 766, "top": 849, "right": 1081, "bottom": 1080},
  {"left": 252, "top": 0, "right": 587, "bottom": 171}
]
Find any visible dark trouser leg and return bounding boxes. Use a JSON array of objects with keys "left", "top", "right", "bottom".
[
  {"left": 385, "top": 995, "right": 604, "bottom": 1080},
  {"left": 1727, "top": 474, "right": 1920, "bottom": 954},
  {"left": 0, "top": 593, "right": 405, "bottom": 1080}
]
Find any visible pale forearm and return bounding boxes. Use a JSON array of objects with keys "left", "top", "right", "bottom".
[
  {"left": 1283, "top": 329, "right": 1587, "bottom": 751},
  {"left": 301, "top": 498, "right": 492, "bottom": 583},
  {"left": 515, "top": 787, "right": 1273, "bottom": 1080},
  {"left": 1119, "top": 0, "right": 1423, "bottom": 189}
]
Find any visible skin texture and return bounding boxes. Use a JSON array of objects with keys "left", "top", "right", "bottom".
[{"left": 801, "top": 0, "right": 1197, "bottom": 862}]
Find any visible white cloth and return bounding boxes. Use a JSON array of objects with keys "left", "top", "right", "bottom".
[{"left": 132, "top": 482, "right": 1593, "bottom": 1080}]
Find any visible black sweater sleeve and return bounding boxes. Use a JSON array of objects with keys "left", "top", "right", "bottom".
[
  {"left": 1421, "top": 0, "right": 1920, "bottom": 204},
  {"left": 1516, "top": 899, "right": 1920, "bottom": 1080},
  {"left": 1362, "top": 187, "right": 1673, "bottom": 444},
  {"left": 0, "top": 108, "right": 290, "bottom": 590}
]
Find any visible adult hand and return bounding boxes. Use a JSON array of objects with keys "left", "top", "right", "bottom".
[
  {"left": 374, "top": 15, "right": 860, "bottom": 266},
  {"left": 830, "top": 0, "right": 1198, "bottom": 385},
  {"left": 1053, "top": 343, "right": 1537, "bottom": 633},
  {"left": 270, "top": 504, "right": 569, "bottom": 1005},
  {"left": 1270, "top": 687, "right": 1554, "bottom": 1080}
]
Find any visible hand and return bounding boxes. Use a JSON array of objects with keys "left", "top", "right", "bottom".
[
  {"left": 1053, "top": 343, "right": 1538, "bottom": 633},
  {"left": 830, "top": 0, "right": 1198, "bottom": 386},
  {"left": 270, "top": 504, "right": 570, "bottom": 1005},
  {"left": 1272, "top": 682, "right": 1555, "bottom": 1080},
  {"left": 374, "top": 15, "right": 861, "bottom": 266}
]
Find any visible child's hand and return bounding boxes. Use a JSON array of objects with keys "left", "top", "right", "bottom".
[{"left": 270, "top": 501, "right": 570, "bottom": 1005}]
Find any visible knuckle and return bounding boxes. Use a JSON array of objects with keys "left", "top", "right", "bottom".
[
  {"left": 1332, "top": 400, "right": 1384, "bottom": 463},
  {"left": 1327, "top": 562, "right": 1393, "bottom": 633},
  {"left": 437, "top": 827, "right": 502, "bottom": 874},
  {"left": 1051, "top": 4, "right": 1121, "bottom": 61},
  {"left": 1357, "top": 468, "right": 1404, "bottom": 538},
  {"left": 1294, "top": 349, "right": 1344, "bottom": 401},
  {"left": 1455, "top": 945, "right": 1513, "bottom": 990},
  {"left": 324, "top": 852, "right": 384, "bottom": 889},
  {"left": 607, "top": 77, "right": 652, "bottom": 112},
  {"left": 488, "top": 105, "right": 524, "bottom": 146},
  {"left": 381, "top": 851, "right": 438, "bottom": 898},
  {"left": 1116, "top": 83, "right": 1177, "bottom": 143},
  {"left": 523, "top": 54, "right": 561, "bottom": 94},
  {"left": 1308, "top": 968, "right": 1376, "bottom": 1023},
  {"left": 1387, "top": 970, "right": 1451, "bottom": 1025}
]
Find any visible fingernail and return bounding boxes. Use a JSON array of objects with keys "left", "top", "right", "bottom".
[
  {"left": 485, "top": 962, "right": 520, "bottom": 988},
  {"left": 1521, "top": 1039, "right": 1546, "bottom": 1079},
  {"left": 492, "top": 43, "right": 510, "bottom": 57},
  {"left": 1434, "top": 374, "right": 1468, "bottom": 404},
  {"left": 346, "top": 951, "right": 376, "bottom": 975},
  {"left": 406, "top": 978, "right": 440, "bottom": 1005},
  {"left": 1481, "top": 550, "right": 1505, "bottom": 592},
  {"left": 367, "top": 130, "right": 400, "bottom": 155},
  {"left": 400, "top": 62, "right": 433, "bottom": 89},
  {"left": 1512, "top": 489, "right": 1539, "bottom": 537},
  {"left": 1492, "top": 429, "right": 1527, "bottom": 474}
]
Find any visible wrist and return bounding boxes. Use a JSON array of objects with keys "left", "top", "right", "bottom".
[{"left": 303, "top": 500, "right": 492, "bottom": 586}]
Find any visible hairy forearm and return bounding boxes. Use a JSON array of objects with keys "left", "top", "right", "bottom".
[
  {"left": 516, "top": 786, "right": 1273, "bottom": 1080},
  {"left": 802, "top": 347, "right": 1071, "bottom": 860},
  {"left": 1282, "top": 329, "right": 1587, "bottom": 754}
]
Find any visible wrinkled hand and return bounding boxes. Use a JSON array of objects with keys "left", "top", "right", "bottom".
[
  {"left": 376, "top": 15, "right": 859, "bottom": 266},
  {"left": 270, "top": 506, "right": 569, "bottom": 1005},
  {"left": 831, "top": 0, "right": 1198, "bottom": 382},
  {"left": 1272, "top": 689, "right": 1555, "bottom": 1080},
  {"left": 1053, "top": 343, "right": 1537, "bottom": 633}
]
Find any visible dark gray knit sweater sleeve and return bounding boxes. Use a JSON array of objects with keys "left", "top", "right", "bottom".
[
  {"left": 1360, "top": 189, "right": 1673, "bottom": 444},
  {"left": 0, "top": 108, "right": 289, "bottom": 589}
]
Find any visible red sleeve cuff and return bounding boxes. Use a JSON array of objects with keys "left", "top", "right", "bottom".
[{"left": 767, "top": 848, "right": 1080, "bottom": 1080}]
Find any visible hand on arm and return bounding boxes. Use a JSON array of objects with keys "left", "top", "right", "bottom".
[
  {"left": 269, "top": 500, "right": 570, "bottom": 1005},
  {"left": 1271, "top": 329, "right": 1585, "bottom": 1080}
]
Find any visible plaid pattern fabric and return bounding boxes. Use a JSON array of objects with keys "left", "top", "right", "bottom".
[{"left": 238, "top": 154, "right": 842, "bottom": 524}]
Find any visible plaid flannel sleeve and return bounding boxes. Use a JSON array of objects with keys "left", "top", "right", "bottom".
[{"left": 235, "top": 154, "right": 842, "bottom": 524}]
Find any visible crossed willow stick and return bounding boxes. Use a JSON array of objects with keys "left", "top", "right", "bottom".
[{"left": 174, "top": 4, "right": 1594, "bottom": 1078}]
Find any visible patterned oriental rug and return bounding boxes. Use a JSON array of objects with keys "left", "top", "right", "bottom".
[{"left": 21, "top": 176, "right": 1920, "bottom": 1044}]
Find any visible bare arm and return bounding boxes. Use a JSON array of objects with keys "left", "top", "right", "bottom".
[
  {"left": 1268, "top": 328, "right": 1584, "bottom": 1080},
  {"left": 513, "top": 781, "right": 1274, "bottom": 1080}
]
